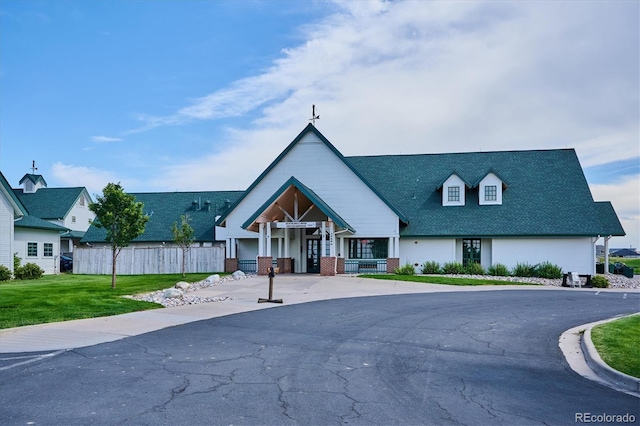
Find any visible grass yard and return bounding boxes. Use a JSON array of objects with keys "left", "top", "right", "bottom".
[
  {"left": 0, "top": 273, "right": 216, "bottom": 329},
  {"left": 600, "top": 257, "right": 640, "bottom": 274},
  {"left": 590, "top": 315, "right": 640, "bottom": 378},
  {"left": 360, "top": 274, "right": 536, "bottom": 286}
]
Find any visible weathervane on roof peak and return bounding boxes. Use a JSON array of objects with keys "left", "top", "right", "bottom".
[
  {"left": 31, "top": 160, "right": 38, "bottom": 174},
  {"left": 310, "top": 104, "right": 319, "bottom": 126}
]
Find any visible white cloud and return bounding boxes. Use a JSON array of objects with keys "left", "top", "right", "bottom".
[
  {"left": 90, "top": 135, "right": 122, "bottom": 143},
  {"left": 590, "top": 175, "right": 640, "bottom": 249},
  {"left": 51, "top": 162, "right": 137, "bottom": 196},
  {"left": 111, "top": 0, "right": 638, "bottom": 245}
]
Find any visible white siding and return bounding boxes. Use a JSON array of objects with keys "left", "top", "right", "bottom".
[
  {"left": 401, "top": 237, "right": 592, "bottom": 274},
  {"left": 14, "top": 228, "right": 61, "bottom": 275},
  {"left": 62, "top": 191, "right": 95, "bottom": 232},
  {"left": 237, "top": 239, "right": 258, "bottom": 260},
  {"left": 0, "top": 195, "right": 14, "bottom": 271},
  {"left": 492, "top": 237, "right": 594, "bottom": 274},
  {"left": 223, "top": 132, "right": 400, "bottom": 259},
  {"left": 399, "top": 238, "right": 456, "bottom": 270}
]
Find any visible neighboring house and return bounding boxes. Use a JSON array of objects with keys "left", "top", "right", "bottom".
[
  {"left": 610, "top": 248, "right": 639, "bottom": 258},
  {"left": 215, "top": 124, "right": 625, "bottom": 275},
  {"left": 1, "top": 172, "right": 69, "bottom": 275},
  {"left": 82, "top": 190, "right": 244, "bottom": 248},
  {"left": 13, "top": 174, "right": 95, "bottom": 253}
]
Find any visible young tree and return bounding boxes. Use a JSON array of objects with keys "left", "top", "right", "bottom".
[
  {"left": 172, "top": 214, "right": 195, "bottom": 278},
  {"left": 89, "top": 183, "right": 149, "bottom": 289}
]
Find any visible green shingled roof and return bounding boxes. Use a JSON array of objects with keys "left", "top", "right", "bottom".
[
  {"left": 14, "top": 187, "right": 88, "bottom": 219},
  {"left": 1, "top": 172, "right": 27, "bottom": 216},
  {"left": 14, "top": 215, "right": 69, "bottom": 232},
  {"left": 241, "top": 176, "right": 356, "bottom": 232},
  {"left": 346, "top": 149, "right": 625, "bottom": 238},
  {"left": 19, "top": 174, "right": 47, "bottom": 187},
  {"left": 82, "top": 191, "right": 244, "bottom": 244}
]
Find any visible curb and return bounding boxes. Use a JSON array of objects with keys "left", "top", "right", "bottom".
[{"left": 580, "top": 315, "right": 640, "bottom": 393}]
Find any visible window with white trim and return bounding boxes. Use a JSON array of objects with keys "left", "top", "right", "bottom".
[
  {"left": 448, "top": 186, "right": 460, "bottom": 202},
  {"left": 44, "top": 243, "right": 53, "bottom": 257},
  {"left": 27, "top": 242, "right": 38, "bottom": 257},
  {"left": 484, "top": 185, "right": 497, "bottom": 201}
]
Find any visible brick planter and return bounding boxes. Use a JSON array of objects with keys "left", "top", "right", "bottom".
[
  {"left": 277, "top": 258, "right": 293, "bottom": 274},
  {"left": 386, "top": 258, "right": 400, "bottom": 273},
  {"left": 225, "top": 258, "right": 238, "bottom": 273},
  {"left": 336, "top": 257, "right": 345, "bottom": 274},
  {"left": 320, "top": 256, "right": 336, "bottom": 276},
  {"left": 257, "top": 256, "right": 273, "bottom": 276}
]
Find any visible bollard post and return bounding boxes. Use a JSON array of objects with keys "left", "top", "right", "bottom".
[{"left": 258, "top": 266, "right": 283, "bottom": 303}]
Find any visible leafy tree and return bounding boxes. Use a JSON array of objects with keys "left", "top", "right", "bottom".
[
  {"left": 172, "top": 214, "right": 195, "bottom": 277},
  {"left": 89, "top": 183, "right": 149, "bottom": 289}
]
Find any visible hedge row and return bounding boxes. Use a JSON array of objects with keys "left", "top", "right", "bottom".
[{"left": 395, "top": 261, "right": 563, "bottom": 279}]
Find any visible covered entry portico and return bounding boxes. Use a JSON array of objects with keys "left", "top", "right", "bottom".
[{"left": 237, "top": 177, "right": 354, "bottom": 275}]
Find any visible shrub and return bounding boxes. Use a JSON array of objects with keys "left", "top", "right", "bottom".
[
  {"left": 13, "top": 253, "right": 20, "bottom": 272},
  {"left": 535, "top": 262, "right": 563, "bottom": 279},
  {"left": 14, "top": 263, "right": 44, "bottom": 280},
  {"left": 442, "top": 261, "right": 464, "bottom": 274},
  {"left": 591, "top": 275, "right": 609, "bottom": 288},
  {"left": 421, "top": 261, "right": 441, "bottom": 274},
  {"left": 464, "top": 261, "right": 485, "bottom": 275},
  {"left": 0, "top": 265, "right": 11, "bottom": 281},
  {"left": 512, "top": 262, "right": 536, "bottom": 277},
  {"left": 487, "top": 263, "right": 510, "bottom": 276},
  {"left": 394, "top": 263, "right": 416, "bottom": 275}
]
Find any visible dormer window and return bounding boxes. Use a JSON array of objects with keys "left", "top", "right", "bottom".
[
  {"left": 440, "top": 173, "right": 468, "bottom": 206},
  {"left": 448, "top": 187, "right": 460, "bottom": 202},
  {"left": 484, "top": 185, "right": 497, "bottom": 201},
  {"left": 478, "top": 172, "right": 505, "bottom": 205}
]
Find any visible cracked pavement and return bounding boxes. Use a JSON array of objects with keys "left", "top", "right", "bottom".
[{"left": 1, "top": 290, "right": 638, "bottom": 425}]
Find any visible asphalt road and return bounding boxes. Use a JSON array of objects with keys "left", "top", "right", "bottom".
[{"left": 1, "top": 290, "right": 638, "bottom": 425}]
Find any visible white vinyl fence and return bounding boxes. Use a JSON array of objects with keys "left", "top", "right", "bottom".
[{"left": 73, "top": 246, "right": 225, "bottom": 275}]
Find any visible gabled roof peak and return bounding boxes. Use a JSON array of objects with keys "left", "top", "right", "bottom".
[
  {"left": 19, "top": 173, "right": 48, "bottom": 187},
  {"left": 216, "top": 125, "right": 409, "bottom": 225},
  {"left": 436, "top": 172, "right": 473, "bottom": 190}
]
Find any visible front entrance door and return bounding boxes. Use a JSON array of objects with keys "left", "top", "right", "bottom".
[
  {"left": 307, "top": 239, "right": 320, "bottom": 273},
  {"left": 463, "top": 239, "right": 481, "bottom": 266}
]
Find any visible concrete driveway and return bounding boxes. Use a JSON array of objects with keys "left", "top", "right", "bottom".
[{"left": 0, "top": 278, "right": 638, "bottom": 425}]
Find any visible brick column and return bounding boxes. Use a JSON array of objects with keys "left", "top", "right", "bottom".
[
  {"left": 336, "top": 257, "right": 345, "bottom": 274},
  {"left": 320, "top": 256, "right": 336, "bottom": 276},
  {"left": 225, "top": 258, "right": 238, "bottom": 273},
  {"left": 386, "top": 258, "right": 400, "bottom": 273},
  {"left": 257, "top": 256, "right": 273, "bottom": 276},
  {"left": 277, "top": 258, "right": 292, "bottom": 274}
]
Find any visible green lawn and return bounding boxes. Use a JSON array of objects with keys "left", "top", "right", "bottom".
[
  {"left": 360, "top": 274, "right": 536, "bottom": 286},
  {"left": 599, "top": 257, "right": 640, "bottom": 274},
  {"left": 590, "top": 315, "right": 640, "bottom": 378},
  {"left": 0, "top": 273, "right": 216, "bottom": 329}
]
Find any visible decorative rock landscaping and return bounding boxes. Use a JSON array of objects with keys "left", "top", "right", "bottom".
[
  {"left": 125, "top": 271, "right": 638, "bottom": 309},
  {"left": 427, "top": 273, "right": 639, "bottom": 289},
  {"left": 123, "top": 271, "right": 253, "bottom": 307}
]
